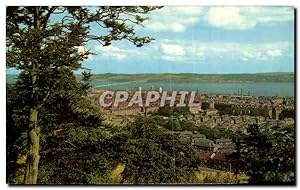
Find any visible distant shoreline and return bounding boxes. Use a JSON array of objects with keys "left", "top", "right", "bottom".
[
  {"left": 7, "top": 72, "right": 294, "bottom": 83},
  {"left": 6, "top": 73, "right": 294, "bottom": 97},
  {"left": 84, "top": 72, "right": 295, "bottom": 83}
]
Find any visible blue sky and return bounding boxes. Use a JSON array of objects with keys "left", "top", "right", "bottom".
[{"left": 7, "top": 6, "right": 295, "bottom": 74}]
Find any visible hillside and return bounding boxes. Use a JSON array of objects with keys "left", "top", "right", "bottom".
[
  {"left": 84, "top": 72, "right": 294, "bottom": 83},
  {"left": 7, "top": 72, "right": 294, "bottom": 84}
]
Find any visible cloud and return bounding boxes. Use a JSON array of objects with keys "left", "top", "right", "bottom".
[
  {"left": 77, "top": 46, "right": 88, "bottom": 55},
  {"left": 161, "top": 43, "right": 186, "bottom": 56},
  {"left": 91, "top": 40, "right": 292, "bottom": 64},
  {"left": 207, "top": 7, "right": 256, "bottom": 30},
  {"left": 94, "top": 45, "right": 128, "bottom": 60},
  {"left": 170, "top": 23, "right": 185, "bottom": 32},
  {"left": 241, "top": 57, "right": 249, "bottom": 62},
  {"left": 147, "top": 22, "right": 186, "bottom": 32},
  {"left": 242, "top": 51, "right": 255, "bottom": 58},
  {"left": 206, "top": 7, "right": 293, "bottom": 30},
  {"left": 146, "top": 22, "right": 166, "bottom": 31},
  {"left": 240, "top": 44, "right": 287, "bottom": 61},
  {"left": 266, "top": 49, "right": 282, "bottom": 57},
  {"left": 144, "top": 7, "right": 204, "bottom": 32},
  {"left": 144, "top": 6, "right": 293, "bottom": 32},
  {"left": 196, "top": 51, "right": 204, "bottom": 57},
  {"left": 157, "top": 40, "right": 292, "bottom": 63}
]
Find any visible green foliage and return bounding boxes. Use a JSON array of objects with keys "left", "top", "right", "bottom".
[
  {"left": 180, "top": 120, "right": 197, "bottom": 132},
  {"left": 6, "top": 85, "right": 29, "bottom": 183},
  {"left": 243, "top": 124, "right": 295, "bottom": 184},
  {"left": 151, "top": 113, "right": 236, "bottom": 140},
  {"left": 7, "top": 6, "right": 160, "bottom": 70},
  {"left": 197, "top": 125, "right": 236, "bottom": 141},
  {"left": 37, "top": 116, "right": 201, "bottom": 184},
  {"left": 6, "top": 68, "right": 103, "bottom": 183},
  {"left": 38, "top": 126, "right": 112, "bottom": 184},
  {"left": 151, "top": 115, "right": 167, "bottom": 126},
  {"left": 164, "top": 118, "right": 182, "bottom": 131},
  {"left": 122, "top": 116, "right": 200, "bottom": 183},
  {"left": 154, "top": 107, "right": 191, "bottom": 117},
  {"left": 87, "top": 173, "right": 114, "bottom": 184},
  {"left": 6, "top": 6, "right": 160, "bottom": 184},
  {"left": 80, "top": 70, "right": 93, "bottom": 93}
]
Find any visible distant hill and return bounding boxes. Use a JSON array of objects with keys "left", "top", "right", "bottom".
[
  {"left": 84, "top": 72, "right": 294, "bottom": 83},
  {"left": 7, "top": 72, "right": 294, "bottom": 84}
]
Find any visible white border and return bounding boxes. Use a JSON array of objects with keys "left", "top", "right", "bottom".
[
  {"left": 0, "top": 0, "right": 298, "bottom": 190},
  {"left": 1, "top": 0, "right": 297, "bottom": 6}
]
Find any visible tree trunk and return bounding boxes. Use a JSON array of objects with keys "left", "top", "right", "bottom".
[
  {"left": 24, "top": 7, "right": 42, "bottom": 184},
  {"left": 24, "top": 108, "right": 40, "bottom": 184}
]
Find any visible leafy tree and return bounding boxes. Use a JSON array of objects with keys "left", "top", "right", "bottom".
[
  {"left": 6, "top": 6, "right": 159, "bottom": 184},
  {"left": 180, "top": 120, "right": 197, "bottom": 132},
  {"left": 197, "top": 125, "right": 234, "bottom": 141},
  {"left": 37, "top": 116, "right": 201, "bottom": 184},
  {"left": 243, "top": 124, "right": 295, "bottom": 184},
  {"left": 7, "top": 68, "right": 103, "bottom": 183},
  {"left": 122, "top": 116, "right": 200, "bottom": 183},
  {"left": 39, "top": 127, "right": 112, "bottom": 184},
  {"left": 7, "top": 83, "right": 30, "bottom": 183},
  {"left": 154, "top": 107, "right": 191, "bottom": 117},
  {"left": 164, "top": 118, "right": 182, "bottom": 131},
  {"left": 79, "top": 70, "right": 93, "bottom": 93},
  {"left": 152, "top": 115, "right": 167, "bottom": 126}
]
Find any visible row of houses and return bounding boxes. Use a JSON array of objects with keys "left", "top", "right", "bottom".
[{"left": 179, "top": 131, "right": 235, "bottom": 154}]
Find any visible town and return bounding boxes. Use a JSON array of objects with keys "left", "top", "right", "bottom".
[{"left": 87, "top": 86, "right": 295, "bottom": 173}]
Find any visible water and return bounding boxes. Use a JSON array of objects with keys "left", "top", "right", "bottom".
[
  {"left": 7, "top": 74, "right": 294, "bottom": 97},
  {"left": 92, "top": 81, "right": 294, "bottom": 97}
]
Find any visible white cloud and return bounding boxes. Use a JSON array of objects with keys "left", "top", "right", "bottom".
[
  {"left": 266, "top": 49, "right": 282, "bottom": 57},
  {"left": 241, "top": 57, "right": 249, "bottom": 62},
  {"left": 158, "top": 40, "right": 292, "bottom": 63},
  {"left": 144, "top": 6, "right": 293, "bottom": 32},
  {"left": 77, "top": 46, "right": 88, "bottom": 54},
  {"left": 146, "top": 22, "right": 166, "bottom": 31},
  {"left": 91, "top": 40, "right": 292, "bottom": 64},
  {"left": 242, "top": 51, "right": 256, "bottom": 58},
  {"left": 161, "top": 43, "right": 186, "bottom": 56},
  {"left": 196, "top": 51, "right": 204, "bottom": 57},
  {"left": 147, "top": 22, "right": 186, "bottom": 33},
  {"left": 144, "top": 7, "right": 204, "bottom": 32},
  {"left": 239, "top": 44, "right": 287, "bottom": 61},
  {"left": 207, "top": 7, "right": 256, "bottom": 30},
  {"left": 170, "top": 23, "right": 185, "bottom": 32},
  {"left": 161, "top": 55, "right": 182, "bottom": 62},
  {"left": 76, "top": 46, "right": 91, "bottom": 59},
  {"left": 206, "top": 7, "right": 293, "bottom": 30},
  {"left": 94, "top": 45, "right": 127, "bottom": 60}
]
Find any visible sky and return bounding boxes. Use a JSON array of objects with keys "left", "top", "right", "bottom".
[{"left": 6, "top": 6, "right": 295, "bottom": 74}]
